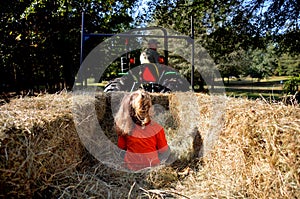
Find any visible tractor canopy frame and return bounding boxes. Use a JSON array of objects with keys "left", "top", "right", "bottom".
[{"left": 80, "top": 12, "right": 195, "bottom": 90}]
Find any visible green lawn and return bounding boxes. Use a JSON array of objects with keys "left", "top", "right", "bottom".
[{"left": 222, "top": 76, "right": 290, "bottom": 100}]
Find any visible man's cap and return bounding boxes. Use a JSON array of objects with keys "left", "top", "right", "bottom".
[{"left": 148, "top": 39, "right": 160, "bottom": 44}]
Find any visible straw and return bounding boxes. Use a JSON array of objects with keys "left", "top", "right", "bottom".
[{"left": 0, "top": 91, "right": 299, "bottom": 198}]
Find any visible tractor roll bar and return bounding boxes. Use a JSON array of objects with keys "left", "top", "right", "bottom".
[{"left": 80, "top": 12, "right": 195, "bottom": 90}]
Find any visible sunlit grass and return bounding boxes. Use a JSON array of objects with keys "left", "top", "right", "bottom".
[{"left": 222, "top": 76, "right": 290, "bottom": 100}]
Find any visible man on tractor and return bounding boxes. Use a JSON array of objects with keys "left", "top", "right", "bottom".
[
  {"left": 141, "top": 39, "right": 161, "bottom": 64},
  {"left": 139, "top": 39, "right": 165, "bottom": 84}
]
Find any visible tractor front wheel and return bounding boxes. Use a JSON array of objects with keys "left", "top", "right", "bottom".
[
  {"left": 161, "top": 77, "right": 190, "bottom": 92},
  {"left": 103, "top": 78, "right": 124, "bottom": 92}
]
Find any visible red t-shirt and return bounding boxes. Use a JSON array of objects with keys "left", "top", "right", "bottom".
[{"left": 118, "top": 121, "right": 169, "bottom": 171}]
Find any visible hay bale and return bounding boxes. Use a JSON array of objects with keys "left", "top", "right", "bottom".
[
  {"left": 1, "top": 92, "right": 188, "bottom": 198},
  {"left": 166, "top": 92, "right": 227, "bottom": 161},
  {"left": 73, "top": 91, "right": 223, "bottom": 164},
  {"left": 0, "top": 92, "right": 147, "bottom": 198},
  {"left": 174, "top": 97, "right": 300, "bottom": 198},
  {"left": 2, "top": 91, "right": 298, "bottom": 198},
  {"left": 95, "top": 92, "right": 107, "bottom": 122},
  {"left": 150, "top": 93, "right": 169, "bottom": 110},
  {"left": 0, "top": 93, "right": 85, "bottom": 197}
]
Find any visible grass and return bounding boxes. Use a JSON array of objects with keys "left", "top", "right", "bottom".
[{"left": 222, "top": 76, "right": 290, "bottom": 100}]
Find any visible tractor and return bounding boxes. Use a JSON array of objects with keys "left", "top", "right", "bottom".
[
  {"left": 103, "top": 45, "right": 190, "bottom": 93},
  {"left": 80, "top": 12, "right": 195, "bottom": 93}
]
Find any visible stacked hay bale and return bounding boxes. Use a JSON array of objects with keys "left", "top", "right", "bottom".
[
  {"left": 91, "top": 92, "right": 214, "bottom": 162},
  {"left": 0, "top": 92, "right": 153, "bottom": 198},
  {"left": 167, "top": 92, "right": 202, "bottom": 160},
  {"left": 1, "top": 92, "right": 299, "bottom": 198},
  {"left": 0, "top": 93, "right": 84, "bottom": 197},
  {"left": 166, "top": 92, "right": 227, "bottom": 161},
  {"left": 175, "top": 97, "right": 300, "bottom": 198}
]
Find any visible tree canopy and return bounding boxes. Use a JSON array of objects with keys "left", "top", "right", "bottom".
[
  {"left": 1, "top": 0, "right": 299, "bottom": 93},
  {"left": 151, "top": 0, "right": 299, "bottom": 84},
  {"left": 0, "top": 0, "right": 138, "bottom": 93}
]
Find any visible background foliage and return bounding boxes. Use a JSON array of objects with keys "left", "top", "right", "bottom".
[
  {"left": 152, "top": 0, "right": 299, "bottom": 91},
  {"left": 0, "top": 0, "right": 299, "bottom": 94},
  {"left": 1, "top": 0, "right": 137, "bottom": 93}
]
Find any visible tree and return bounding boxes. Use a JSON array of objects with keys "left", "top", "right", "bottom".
[
  {"left": 276, "top": 53, "right": 300, "bottom": 76},
  {"left": 243, "top": 45, "right": 278, "bottom": 80},
  {"left": 0, "top": 0, "right": 138, "bottom": 93},
  {"left": 150, "top": 0, "right": 300, "bottom": 87},
  {"left": 150, "top": 0, "right": 243, "bottom": 89},
  {"left": 216, "top": 48, "right": 248, "bottom": 83}
]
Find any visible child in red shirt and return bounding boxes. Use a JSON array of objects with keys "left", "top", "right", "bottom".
[{"left": 115, "top": 89, "right": 170, "bottom": 171}]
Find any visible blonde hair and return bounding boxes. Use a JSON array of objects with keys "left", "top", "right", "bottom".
[{"left": 115, "top": 90, "right": 152, "bottom": 136}]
